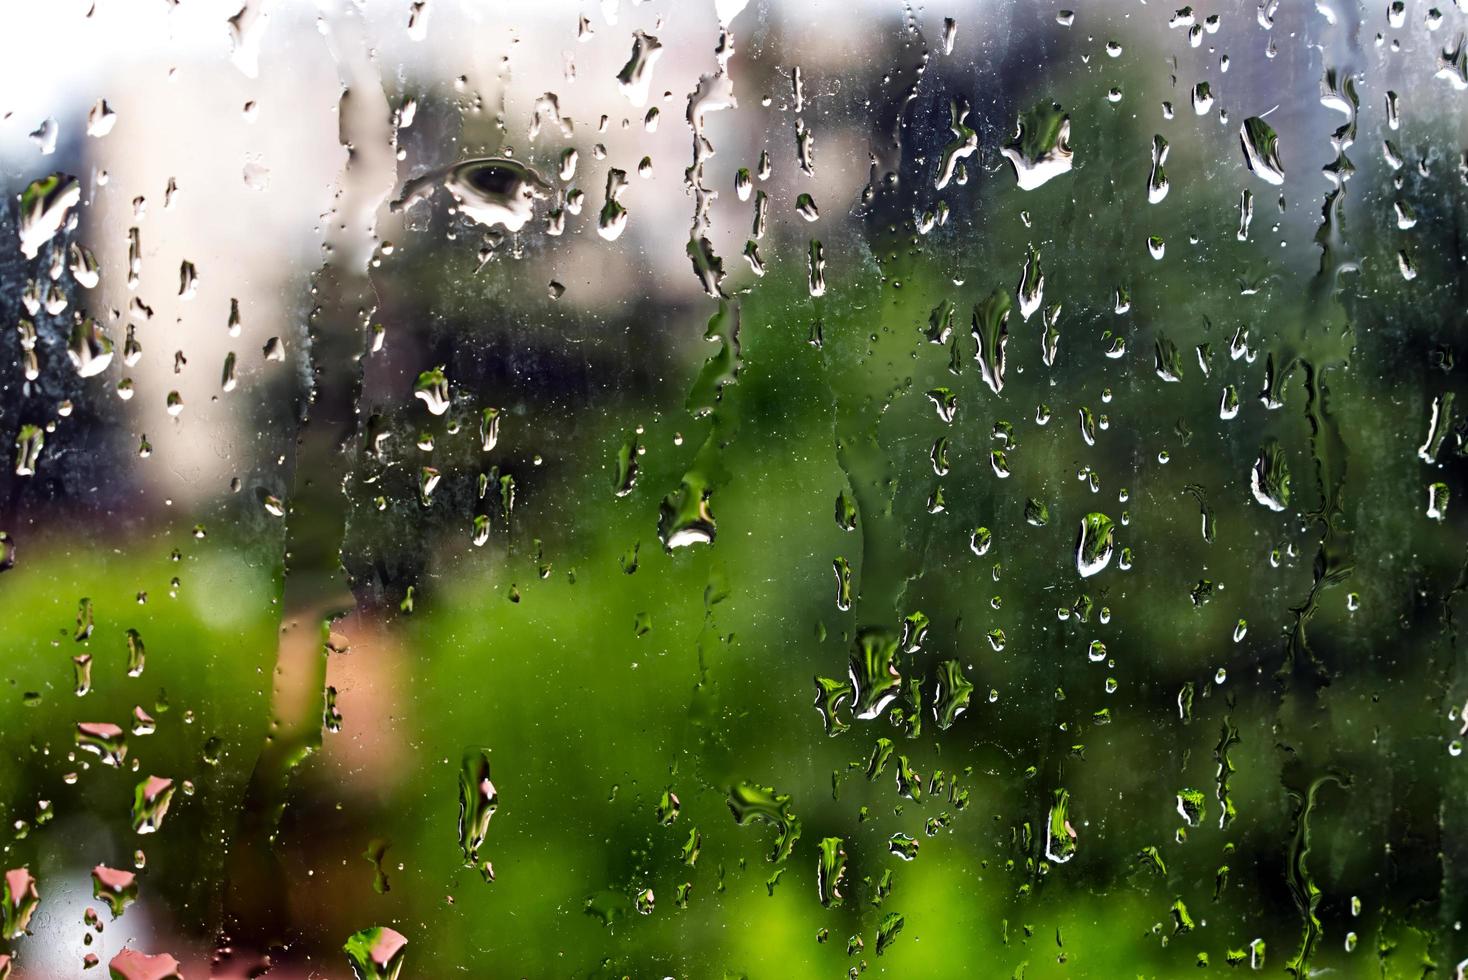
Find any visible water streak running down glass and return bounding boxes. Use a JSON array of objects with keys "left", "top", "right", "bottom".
[{"left": 1, "top": 0, "right": 1467, "bottom": 976}]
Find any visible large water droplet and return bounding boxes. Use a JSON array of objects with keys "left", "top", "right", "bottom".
[
  {"left": 457, "top": 748, "right": 498, "bottom": 882},
  {"left": 727, "top": 782, "right": 801, "bottom": 863},
  {"left": 616, "top": 30, "right": 663, "bottom": 107},
  {"left": 971, "top": 288, "right": 1012, "bottom": 394},
  {"left": 1, "top": 868, "right": 38, "bottom": 940},
  {"left": 1001, "top": 103, "right": 1073, "bottom": 191},
  {"left": 1045, "top": 788, "right": 1077, "bottom": 863},
  {"left": 131, "top": 776, "right": 176, "bottom": 834},
  {"left": 1239, "top": 116, "right": 1285, "bottom": 185},
  {"left": 18, "top": 173, "right": 80, "bottom": 260},
  {"left": 343, "top": 927, "right": 408, "bottom": 980},
  {"left": 68, "top": 317, "right": 115, "bottom": 378},
  {"left": 816, "top": 837, "right": 847, "bottom": 908},
  {"left": 413, "top": 365, "right": 450, "bottom": 415},
  {"left": 848, "top": 628, "right": 901, "bottom": 720},
  {"left": 92, "top": 865, "right": 138, "bottom": 918},
  {"left": 597, "top": 168, "right": 630, "bottom": 240},
  {"left": 1250, "top": 440, "right": 1291, "bottom": 511},
  {"left": 1076, "top": 512, "right": 1116, "bottom": 577},
  {"left": 108, "top": 948, "right": 183, "bottom": 980},
  {"left": 395, "top": 159, "right": 552, "bottom": 233}
]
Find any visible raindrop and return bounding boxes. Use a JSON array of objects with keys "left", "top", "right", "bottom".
[
  {"left": 18, "top": 173, "right": 80, "bottom": 260},
  {"left": 91, "top": 866, "right": 138, "bottom": 918},
  {"left": 1239, "top": 116, "right": 1285, "bottom": 185},
  {"left": 616, "top": 31, "right": 663, "bottom": 107},
  {"left": 1076, "top": 513, "right": 1116, "bottom": 577},
  {"left": 414, "top": 365, "right": 450, "bottom": 415},
  {"left": 343, "top": 926, "right": 408, "bottom": 980},
  {"left": 1001, "top": 102, "right": 1073, "bottom": 190},
  {"left": 1148, "top": 135, "right": 1169, "bottom": 202},
  {"left": 1250, "top": 440, "right": 1291, "bottom": 511},
  {"left": 1, "top": 869, "right": 39, "bottom": 940},
  {"left": 86, "top": 99, "right": 117, "bottom": 137},
  {"left": 131, "top": 776, "right": 175, "bottom": 834},
  {"left": 399, "top": 158, "right": 552, "bottom": 233},
  {"left": 597, "top": 168, "right": 630, "bottom": 240},
  {"left": 458, "top": 748, "right": 498, "bottom": 881}
]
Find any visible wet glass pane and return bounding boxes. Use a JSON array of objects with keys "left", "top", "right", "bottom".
[{"left": 2, "top": 0, "right": 1468, "bottom": 976}]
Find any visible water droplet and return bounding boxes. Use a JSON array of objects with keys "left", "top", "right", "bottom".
[
  {"left": 67, "top": 317, "right": 114, "bottom": 378},
  {"left": 657, "top": 468, "right": 715, "bottom": 550},
  {"left": 615, "top": 30, "right": 663, "bottom": 106},
  {"left": 936, "top": 97, "right": 978, "bottom": 190},
  {"left": 1076, "top": 513, "right": 1116, "bottom": 577},
  {"left": 1001, "top": 102, "right": 1073, "bottom": 190},
  {"left": 597, "top": 168, "right": 630, "bottom": 240},
  {"left": 1017, "top": 245, "right": 1044, "bottom": 320},
  {"left": 458, "top": 748, "right": 498, "bottom": 881},
  {"left": 28, "top": 119, "right": 57, "bottom": 155},
  {"left": 1250, "top": 440, "right": 1291, "bottom": 511},
  {"left": 413, "top": 365, "right": 450, "bottom": 415},
  {"left": 1239, "top": 116, "right": 1285, "bottom": 185},
  {"left": 876, "top": 911, "right": 905, "bottom": 955},
  {"left": 831, "top": 556, "right": 853, "bottom": 611},
  {"left": 14, "top": 426, "right": 44, "bottom": 478},
  {"left": 1437, "top": 34, "right": 1468, "bottom": 90},
  {"left": 1176, "top": 788, "right": 1207, "bottom": 827},
  {"left": 91, "top": 866, "right": 138, "bottom": 918},
  {"left": 848, "top": 628, "right": 900, "bottom": 720},
  {"left": 941, "top": 16, "right": 957, "bottom": 54},
  {"left": 131, "top": 776, "right": 175, "bottom": 834},
  {"left": 727, "top": 782, "right": 801, "bottom": 863},
  {"left": 68, "top": 243, "right": 99, "bottom": 288},
  {"left": 933, "top": 660, "right": 974, "bottom": 730},
  {"left": 1045, "top": 788, "right": 1078, "bottom": 863},
  {"left": 806, "top": 240, "right": 826, "bottom": 297},
  {"left": 889, "top": 832, "right": 920, "bottom": 861},
  {"left": 1192, "top": 81, "right": 1215, "bottom": 115},
  {"left": 1, "top": 868, "right": 39, "bottom": 940},
  {"left": 813, "top": 676, "right": 853, "bottom": 734},
  {"left": 1428, "top": 481, "right": 1451, "bottom": 521},
  {"left": 343, "top": 926, "right": 408, "bottom": 980},
  {"left": 972, "top": 288, "right": 1011, "bottom": 393},
  {"left": 401, "top": 158, "right": 552, "bottom": 233},
  {"left": 816, "top": 837, "right": 847, "bottom": 907},
  {"left": 655, "top": 789, "right": 680, "bottom": 825},
  {"left": 76, "top": 721, "right": 126, "bottom": 766},
  {"left": 18, "top": 173, "right": 80, "bottom": 260},
  {"left": 86, "top": 99, "right": 117, "bottom": 137}
]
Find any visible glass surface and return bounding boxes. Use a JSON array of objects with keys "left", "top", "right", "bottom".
[{"left": 2, "top": 0, "right": 1468, "bottom": 976}]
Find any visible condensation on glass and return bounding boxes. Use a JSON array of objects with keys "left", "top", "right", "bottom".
[{"left": 0, "top": 0, "right": 1467, "bottom": 976}]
